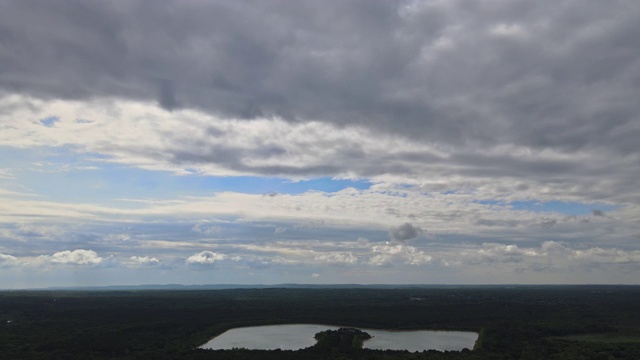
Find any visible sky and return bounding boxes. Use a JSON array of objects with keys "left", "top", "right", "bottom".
[{"left": 1, "top": 0, "right": 640, "bottom": 288}]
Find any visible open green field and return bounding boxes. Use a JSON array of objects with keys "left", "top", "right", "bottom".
[{"left": 1, "top": 285, "right": 640, "bottom": 359}]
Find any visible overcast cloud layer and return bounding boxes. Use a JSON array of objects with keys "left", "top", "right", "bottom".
[{"left": 1, "top": 0, "right": 640, "bottom": 288}]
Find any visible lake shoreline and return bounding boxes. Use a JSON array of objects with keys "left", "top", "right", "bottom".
[
  {"left": 202, "top": 322, "right": 478, "bottom": 341},
  {"left": 199, "top": 323, "right": 478, "bottom": 352}
]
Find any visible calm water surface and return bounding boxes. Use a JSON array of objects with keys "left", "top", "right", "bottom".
[{"left": 199, "top": 324, "right": 478, "bottom": 351}]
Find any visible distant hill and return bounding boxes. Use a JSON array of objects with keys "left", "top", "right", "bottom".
[
  {"left": 7, "top": 283, "right": 629, "bottom": 291},
  {"left": 24, "top": 283, "right": 482, "bottom": 291}
]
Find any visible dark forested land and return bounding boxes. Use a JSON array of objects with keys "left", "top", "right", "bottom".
[{"left": 1, "top": 285, "right": 639, "bottom": 359}]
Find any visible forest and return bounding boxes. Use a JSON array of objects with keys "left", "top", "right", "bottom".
[{"left": 1, "top": 285, "right": 639, "bottom": 359}]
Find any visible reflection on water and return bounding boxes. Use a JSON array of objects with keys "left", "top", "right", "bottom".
[
  {"left": 363, "top": 328, "right": 478, "bottom": 351},
  {"left": 199, "top": 324, "right": 478, "bottom": 351},
  {"left": 200, "top": 324, "right": 339, "bottom": 350}
]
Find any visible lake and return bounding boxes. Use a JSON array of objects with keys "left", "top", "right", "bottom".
[{"left": 199, "top": 324, "right": 478, "bottom": 352}]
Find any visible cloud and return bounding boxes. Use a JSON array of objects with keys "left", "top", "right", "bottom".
[
  {"left": 465, "top": 243, "right": 537, "bottom": 265},
  {"left": 0, "top": 169, "right": 14, "bottom": 179},
  {"left": 191, "top": 223, "right": 221, "bottom": 235},
  {"left": 156, "top": 79, "right": 179, "bottom": 111},
  {"left": 573, "top": 247, "right": 640, "bottom": 264},
  {"left": 246, "top": 258, "right": 272, "bottom": 269},
  {"left": 186, "top": 251, "right": 226, "bottom": 265},
  {"left": 539, "top": 241, "right": 572, "bottom": 256},
  {"left": 314, "top": 252, "right": 358, "bottom": 265},
  {"left": 536, "top": 218, "right": 558, "bottom": 229},
  {"left": 0, "top": 0, "right": 638, "bottom": 205},
  {"left": 0, "top": 253, "right": 18, "bottom": 268},
  {"left": 0, "top": 0, "right": 640, "bottom": 286},
  {"left": 49, "top": 249, "right": 103, "bottom": 265},
  {"left": 390, "top": 222, "right": 423, "bottom": 242},
  {"left": 130, "top": 256, "right": 160, "bottom": 265},
  {"left": 370, "top": 242, "right": 432, "bottom": 266},
  {"left": 476, "top": 218, "right": 521, "bottom": 228},
  {"left": 3, "top": 0, "right": 637, "bottom": 151},
  {"left": 450, "top": 241, "right": 640, "bottom": 272},
  {"left": 14, "top": 223, "right": 65, "bottom": 238},
  {"left": 1, "top": 95, "right": 639, "bottom": 208}
]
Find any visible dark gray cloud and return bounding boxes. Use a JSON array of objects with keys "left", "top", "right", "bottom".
[
  {"left": 156, "top": 79, "right": 179, "bottom": 111},
  {"left": 2, "top": 0, "right": 640, "bottom": 209},
  {"left": 536, "top": 218, "right": 558, "bottom": 229},
  {"left": 476, "top": 219, "right": 520, "bottom": 228},
  {"left": 2, "top": 0, "right": 639, "bottom": 153},
  {"left": 390, "top": 222, "right": 422, "bottom": 242}
]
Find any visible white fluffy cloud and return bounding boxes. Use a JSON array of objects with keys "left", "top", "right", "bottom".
[
  {"left": 49, "top": 249, "right": 103, "bottom": 265},
  {"left": 186, "top": 251, "right": 226, "bottom": 265},
  {"left": 0, "top": 253, "right": 18, "bottom": 268},
  {"left": 130, "top": 256, "right": 160, "bottom": 265},
  {"left": 370, "top": 243, "right": 432, "bottom": 266}
]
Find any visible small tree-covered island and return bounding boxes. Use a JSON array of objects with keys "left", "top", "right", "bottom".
[{"left": 314, "top": 328, "right": 373, "bottom": 353}]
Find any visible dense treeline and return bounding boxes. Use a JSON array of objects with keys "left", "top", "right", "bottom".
[
  {"left": 1, "top": 286, "right": 639, "bottom": 359},
  {"left": 314, "top": 328, "right": 372, "bottom": 353}
]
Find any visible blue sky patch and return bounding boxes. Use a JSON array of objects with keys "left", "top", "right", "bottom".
[
  {"left": 39, "top": 116, "right": 60, "bottom": 127},
  {"left": 475, "top": 199, "right": 617, "bottom": 216},
  {"left": 0, "top": 146, "right": 372, "bottom": 205},
  {"left": 139, "top": 174, "right": 371, "bottom": 197}
]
